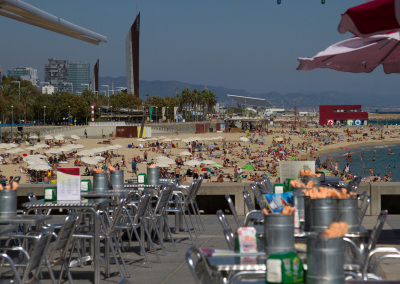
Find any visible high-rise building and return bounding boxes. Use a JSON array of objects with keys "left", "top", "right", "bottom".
[
  {"left": 44, "top": 58, "right": 71, "bottom": 93},
  {"left": 126, "top": 12, "right": 140, "bottom": 97},
  {"left": 7, "top": 67, "right": 39, "bottom": 86},
  {"left": 69, "top": 61, "right": 90, "bottom": 95},
  {"left": 91, "top": 59, "right": 99, "bottom": 94}
]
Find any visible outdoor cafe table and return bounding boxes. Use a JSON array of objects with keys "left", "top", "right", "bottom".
[
  {"left": 0, "top": 215, "right": 53, "bottom": 234},
  {"left": 21, "top": 199, "right": 110, "bottom": 284}
]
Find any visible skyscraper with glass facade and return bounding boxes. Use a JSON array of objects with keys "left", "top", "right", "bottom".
[{"left": 69, "top": 61, "right": 90, "bottom": 95}]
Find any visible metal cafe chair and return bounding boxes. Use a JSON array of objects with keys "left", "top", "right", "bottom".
[
  {"left": 242, "top": 190, "right": 255, "bottom": 212},
  {"left": 45, "top": 212, "right": 80, "bottom": 284},
  {"left": 224, "top": 194, "right": 241, "bottom": 228},
  {"left": 216, "top": 210, "right": 235, "bottom": 250},
  {"left": 72, "top": 195, "right": 130, "bottom": 279},
  {"left": 186, "top": 246, "right": 221, "bottom": 284},
  {"left": 358, "top": 191, "right": 371, "bottom": 224},
  {"left": 145, "top": 185, "right": 178, "bottom": 253},
  {"left": 0, "top": 253, "right": 22, "bottom": 283},
  {"left": 346, "top": 176, "right": 362, "bottom": 193},
  {"left": 344, "top": 210, "right": 389, "bottom": 276},
  {"left": 117, "top": 193, "right": 161, "bottom": 268},
  {"left": 0, "top": 226, "right": 55, "bottom": 283},
  {"left": 166, "top": 184, "right": 198, "bottom": 244}
]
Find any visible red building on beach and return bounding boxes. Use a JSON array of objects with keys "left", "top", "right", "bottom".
[{"left": 319, "top": 105, "right": 368, "bottom": 126}]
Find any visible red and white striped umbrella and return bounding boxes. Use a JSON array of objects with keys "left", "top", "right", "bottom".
[
  {"left": 297, "top": 32, "right": 400, "bottom": 74},
  {"left": 339, "top": 0, "right": 400, "bottom": 37}
]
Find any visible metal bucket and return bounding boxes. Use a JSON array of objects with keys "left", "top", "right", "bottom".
[
  {"left": 337, "top": 198, "right": 359, "bottom": 233},
  {"left": 307, "top": 236, "right": 344, "bottom": 284},
  {"left": 301, "top": 176, "right": 321, "bottom": 187},
  {"left": 311, "top": 198, "right": 338, "bottom": 233},
  {"left": 147, "top": 167, "right": 159, "bottom": 185},
  {"left": 304, "top": 196, "right": 312, "bottom": 232},
  {"left": 0, "top": 190, "right": 17, "bottom": 217},
  {"left": 293, "top": 187, "right": 306, "bottom": 222},
  {"left": 93, "top": 172, "right": 109, "bottom": 192},
  {"left": 264, "top": 214, "right": 295, "bottom": 254},
  {"left": 110, "top": 170, "right": 124, "bottom": 190}
]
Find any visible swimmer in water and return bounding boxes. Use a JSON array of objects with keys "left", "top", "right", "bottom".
[
  {"left": 387, "top": 165, "right": 391, "bottom": 170},
  {"left": 374, "top": 149, "right": 376, "bottom": 154},
  {"left": 372, "top": 156, "right": 376, "bottom": 161}
]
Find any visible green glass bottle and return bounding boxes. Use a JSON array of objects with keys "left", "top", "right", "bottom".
[{"left": 266, "top": 251, "right": 304, "bottom": 283}]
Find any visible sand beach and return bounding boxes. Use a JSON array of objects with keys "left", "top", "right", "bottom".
[{"left": 1, "top": 124, "right": 399, "bottom": 185}]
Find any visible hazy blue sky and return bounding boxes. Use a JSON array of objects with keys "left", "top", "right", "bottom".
[{"left": 1, "top": 0, "right": 398, "bottom": 96}]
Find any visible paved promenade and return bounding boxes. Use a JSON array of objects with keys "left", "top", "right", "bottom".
[{"left": 39, "top": 214, "right": 400, "bottom": 283}]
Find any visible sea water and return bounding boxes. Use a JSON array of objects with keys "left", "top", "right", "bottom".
[{"left": 321, "top": 144, "right": 400, "bottom": 181}]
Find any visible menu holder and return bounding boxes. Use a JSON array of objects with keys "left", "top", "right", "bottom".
[
  {"left": 263, "top": 192, "right": 294, "bottom": 214},
  {"left": 57, "top": 168, "right": 81, "bottom": 201}
]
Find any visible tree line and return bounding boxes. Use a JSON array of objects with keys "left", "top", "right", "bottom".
[{"left": 0, "top": 76, "right": 217, "bottom": 124}]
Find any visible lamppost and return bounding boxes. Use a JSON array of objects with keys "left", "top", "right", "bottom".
[
  {"left": 11, "top": 81, "right": 20, "bottom": 102},
  {"left": 156, "top": 106, "right": 158, "bottom": 123},
  {"left": 68, "top": 105, "right": 71, "bottom": 125},
  {"left": 11, "top": 105, "right": 14, "bottom": 140},
  {"left": 43, "top": 106, "right": 46, "bottom": 126},
  {"left": 101, "top": 85, "right": 110, "bottom": 112}
]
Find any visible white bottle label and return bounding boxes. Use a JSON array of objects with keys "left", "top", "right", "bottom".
[
  {"left": 81, "top": 182, "right": 88, "bottom": 192},
  {"left": 45, "top": 188, "right": 52, "bottom": 200},
  {"left": 267, "top": 259, "right": 282, "bottom": 283}
]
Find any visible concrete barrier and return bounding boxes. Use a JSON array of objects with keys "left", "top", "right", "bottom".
[{"left": 14, "top": 182, "right": 396, "bottom": 216}]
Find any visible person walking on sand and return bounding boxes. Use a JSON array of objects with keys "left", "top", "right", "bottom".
[
  {"left": 84, "top": 129, "right": 88, "bottom": 138},
  {"left": 193, "top": 165, "right": 199, "bottom": 180},
  {"left": 143, "top": 150, "right": 148, "bottom": 161}
]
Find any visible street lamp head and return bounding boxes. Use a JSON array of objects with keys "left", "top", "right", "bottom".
[
  {"left": 11, "top": 105, "right": 13, "bottom": 108},
  {"left": 44, "top": 106, "right": 46, "bottom": 109}
]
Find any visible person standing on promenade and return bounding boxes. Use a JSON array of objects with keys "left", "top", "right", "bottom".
[
  {"left": 131, "top": 158, "right": 137, "bottom": 176},
  {"left": 84, "top": 129, "right": 88, "bottom": 138}
]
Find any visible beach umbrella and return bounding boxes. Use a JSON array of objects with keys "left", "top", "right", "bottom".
[
  {"left": 210, "top": 163, "right": 223, "bottom": 168},
  {"left": 94, "top": 156, "right": 106, "bottom": 161},
  {"left": 28, "top": 164, "right": 52, "bottom": 171},
  {"left": 297, "top": 32, "right": 400, "bottom": 74},
  {"left": 173, "top": 138, "right": 181, "bottom": 141},
  {"left": 45, "top": 148, "right": 62, "bottom": 154},
  {"left": 300, "top": 129, "right": 307, "bottom": 132},
  {"left": 338, "top": 135, "right": 345, "bottom": 139},
  {"left": 107, "top": 145, "right": 119, "bottom": 150},
  {"left": 201, "top": 160, "right": 215, "bottom": 165},
  {"left": 69, "top": 144, "right": 85, "bottom": 149},
  {"left": 201, "top": 167, "right": 211, "bottom": 172},
  {"left": 76, "top": 150, "right": 95, "bottom": 156},
  {"left": 185, "top": 160, "right": 202, "bottom": 166},
  {"left": 259, "top": 137, "right": 265, "bottom": 142},
  {"left": 24, "top": 146, "right": 38, "bottom": 151},
  {"left": 81, "top": 157, "right": 100, "bottom": 165},
  {"left": 242, "top": 164, "right": 255, "bottom": 170},
  {"left": 44, "top": 135, "right": 54, "bottom": 140},
  {"left": 71, "top": 135, "right": 80, "bottom": 140},
  {"left": 91, "top": 147, "right": 108, "bottom": 153},
  {"left": 338, "top": 0, "right": 400, "bottom": 38},
  {"left": 29, "top": 134, "right": 38, "bottom": 139},
  {"left": 155, "top": 162, "right": 171, "bottom": 168},
  {"left": 54, "top": 135, "right": 64, "bottom": 141},
  {"left": 35, "top": 143, "right": 50, "bottom": 149},
  {"left": 27, "top": 159, "right": 49, "bottom": 166},
  {"left": 179, "top": 151, "right": 192, "bottom": 156},
  {"left": 240, "top": 137, "right": 250, "bottom": 142},
  {"left": 323, "top": 136, "right": 332, "bottom": 142},
  {"left": 162, "top": 138, "right": 173, "bottom": 142},
  {"left": 24, "top": 154, "right": 47, "bottom": 160},
  {"left": 5, "top": 148, "right": 24, "bottom": 154}
]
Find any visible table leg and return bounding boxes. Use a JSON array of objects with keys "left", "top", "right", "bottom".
[{"left": 94, "top": 211, "right": 101, "bottom": 284}]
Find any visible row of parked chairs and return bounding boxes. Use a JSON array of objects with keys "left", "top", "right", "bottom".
[{"left": 0, "top": 179, "right": 205, "bottom": 283}]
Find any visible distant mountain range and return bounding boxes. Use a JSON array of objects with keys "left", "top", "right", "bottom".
[{"left": 99, "top": 76, "right": 400, "bottom": 111}]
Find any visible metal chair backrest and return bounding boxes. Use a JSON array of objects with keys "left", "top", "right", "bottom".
[
  {"left": 261, "top": 174, "right": 274, "bottom": 194},
  {"left": 27, "top": 191, "right": 37, "bottom": 202},
  {"left": 153, "top": 186, "right": 174, "bottom": 216},
  {"left": 359, "top": 194, "right": 371, "bottom": 224},
  {"left": 132, "top": 193, "right": 153, "bottom": 225},
  {"left": 242, "top": 190, "right": 255, "bottom": 212},
  {"left": 216, "top": 209, "right": 235, "bottom": 249},
  {"left": 47, "top": 212, "right": 80, "bottom": 261},
  {"left": 225, "top": 194, "right": 241, "bottom": 228},
  {"left": 255, "top": 180, "right": 268, "bottom": 195},
  {"left": 366, "top": 210, "right": 388, "bottom": 254},
  {"left": 186, "top": 246, "right": 219, "bottom": 284},
  {"left": 250, "top": 183, "right": 263, "bottom": 203},
  {"left": 22, "top": 226, "right": 55, "bottom": 283},
  {"left": 347, "top": 176, "right": 362, "bottom": 193},
  {"left": 191, "top": 178, "right": 203, "bottom": 203}
]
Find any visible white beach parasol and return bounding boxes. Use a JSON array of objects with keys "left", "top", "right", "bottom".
[
  {"left": 185, "top": 160, "right": 202, "bottom": 166},
  {"left": 45, "top": 148, "right": 62, "bottom": 154},
  {"left": 35, "top": 144, "right": 50, "bottom": 149},
  {"left": 54, "top": 135, "right": 64, "bottom": 141},
  {"left": 44, "top": 135, "right": 54, "bottom": 140},
  {"left": 173, "top": 138, "right": 181, "bottom": 141},
  {"left": 76, "top": 150, "right": 95, "bottom": 157},
  {"left": 27, "top": 164, "right": 51, "bottom": 171},
  {"left": 29, "top": 134, "right": 39, "bottom": 139},
  {"left": 71, "top": 135, "right": 80, "bottom": 140},
  {"left": 155, "top": 162, "right": 171, "bottom": 168},
  {"left": 24, "top": 146, "right": 38, "bottom": 151},
  {"left": 179, "top": 151, "right": 192, "bottom": 156},
  {"left": 240, "top": 137, "right": 250, "bottom": 142},
  {"left": 81, "top": 157, "right": 100, "bottom": 165}
]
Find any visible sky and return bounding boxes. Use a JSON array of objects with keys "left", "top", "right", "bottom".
[{"left": 1, "top": 0, "right": 398, "bottom": 96}]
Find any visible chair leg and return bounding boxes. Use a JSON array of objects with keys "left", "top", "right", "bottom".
[
  {"left": 193, "top": 201, "right": 205, "bottom": 231},
  {"left": 132, "top": 227, "right": 152, "bottom": 268},
  {"left": 150, "top": 217, "right": 166, "bottom": 256},
  {"left": 185, "top": 208, "right": 199, "bottom": 238},
  {"left": 163, "top": 215, "right": 178, "bottom": 252},
  {"left": 111, "top": 232, "right": 130, "bottom": 278},
  {"left": 190, "top": 202, "right": 203, "bottom": 234},
  {"left": 143, "top": 225, "right": 161, "bottom": 264},
  {"left": 180, "top": 209, "right": 196, "bottom": 244},
  {"left": 45, "top": 256, "right": 57, "bottom": 284}
]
